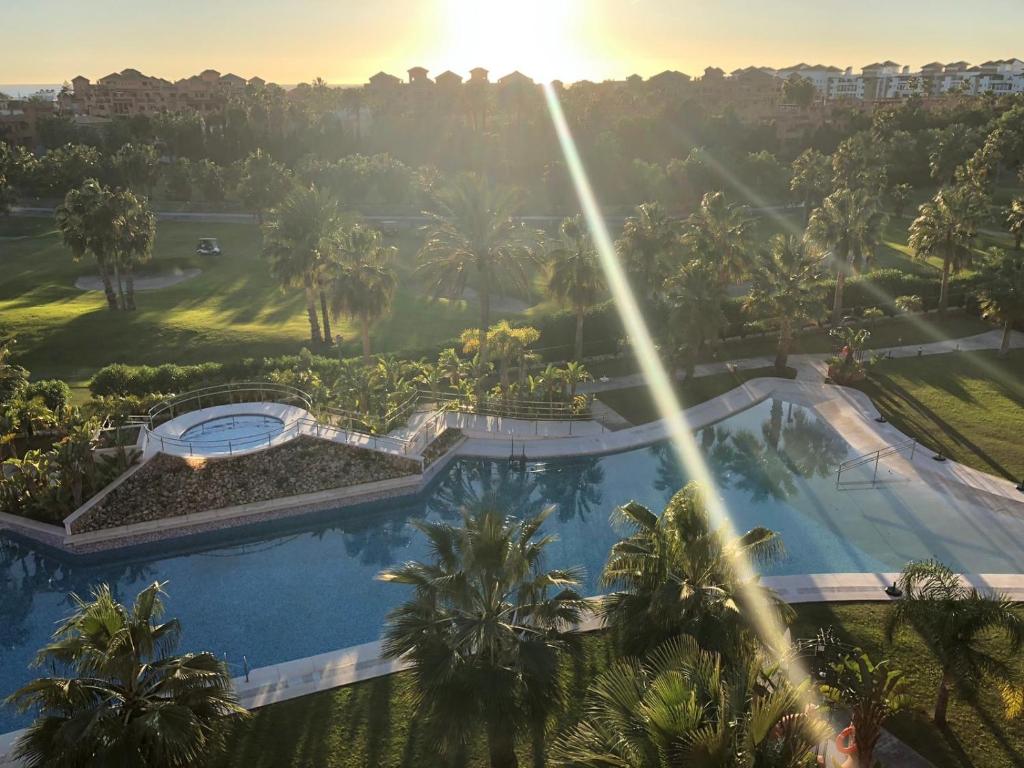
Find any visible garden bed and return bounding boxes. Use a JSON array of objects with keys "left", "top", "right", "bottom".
[
  {"left": 421, "top": 428, "right": 464, "bottom": 467},
  {"left": 70, "top": 437, "right": 420, "bottom": 533}
]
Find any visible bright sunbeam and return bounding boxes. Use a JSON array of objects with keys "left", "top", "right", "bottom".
[{"left": 542, "top": 81, "right": 821, "bottom": 708}]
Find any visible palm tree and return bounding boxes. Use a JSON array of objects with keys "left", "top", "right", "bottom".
[
  {"left": 615, "top": 201, "right": 680, "bottom": 301},
  {"left": 820, "top": 651, "right": 911, "bottom": 768},
  {"left": 551, "top": 635, "right": 828, "bottom": 768},
  {"left": 6, "top": 582, "right": 246, "bottom": 767},
  {"left": 546, "top": 215, "right": 606, "bottom": 360},
  {"left": 665, "top": 259, "right": 727, "bottom": 378},
  {"left": 686, "top": 190, "right": 754, "bottom": 286},
  {"left": 112, "top": 188, "right": 156, "bottom": 311},
  {"left": 806, "top": 187, "right": 887, "bottom": 324},
  {"left": 790, "top": 148, "right": 832, "bottom": 225},
  {"left": 1006, "top": 197, "right": 1024, "bottom": 251},
  {"left": 561, "top": 361, "right": 591, "bottom": 403},
  {"left": 418, "top": 174, "right": 537, "bottom": 367},
  {"left": 908, "top": 184, "right": 987, "bottom": 316},
  {"left": 886, "top": 559, "right": 1023, "bottom": 728},
  {"left": 262, "top": 185, "right": 344, "bottom": 344},
  {"left": 55, "top": 179, "right": 120, "bottom": 310},
  {"left": 330, "top": 225, "right": 398, "bottom": 365},
  {"left": 600, "top": 482, "right": 789, "bottom": 658},
  {"left": 745, "top": 235, "right": 825, "bottom": 372},
  {"left": 977, "top": 248, "right": 1024, "bottom": 356},
  {"left": 378, "top": 505, "right": 586, "bottom": 768}
]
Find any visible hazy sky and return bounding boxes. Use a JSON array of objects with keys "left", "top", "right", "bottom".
[{"left": 3, "top": 0, "right": 1023, "bottom": 85}]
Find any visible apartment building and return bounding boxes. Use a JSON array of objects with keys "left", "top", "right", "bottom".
[
  {"left": 59, "top": 68, "right": 267, "bottom": 118},
  {"left": 0, "top": 96, "right": 56, "bottom": 149}
]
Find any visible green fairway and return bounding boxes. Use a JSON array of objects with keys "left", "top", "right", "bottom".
[
  {"left": 853, "top": 349, "right": 1024, "bottom": 480},
  {"left": 0, "top": 217, "right": 528, "bottom": 386}
]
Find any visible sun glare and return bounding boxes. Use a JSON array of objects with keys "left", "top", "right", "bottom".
[{"left": 440, "top": 0, "right": 592, "bottom": 81}]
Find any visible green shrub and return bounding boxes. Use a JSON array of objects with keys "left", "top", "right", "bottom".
[{"left": 23, "top": 379, "right": 73, "bottom": 414}]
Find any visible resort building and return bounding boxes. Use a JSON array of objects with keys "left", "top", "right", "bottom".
[{"left": 0, "top": 95, "right": 56, "bottom": 150}]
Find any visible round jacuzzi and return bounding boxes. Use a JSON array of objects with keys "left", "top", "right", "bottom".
[{"left": 179, "top": 414, "right": 286, "bottom": 451}]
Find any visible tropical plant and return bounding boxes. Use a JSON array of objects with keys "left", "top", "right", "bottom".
[
  {"left": 111, "top": 188, "right": 156, "bottom": 311},
  {"left": 887, "top": 182, "right": 913, "bottom": 218},
  {"left": 806, "top": 187, "right": 887, "bottom": 324},
  {"left": 908, "top": 184, "right": 988, "bottom": 315},
  {"left": 463, "top": 321, "right": 540, "bottom": 398},
  {"left": 418, "top": 173, "right": 537, "bottom": 367},
  {"left": 894, "top": 294, "right": 923, "bottom": 314},
  {"left": 886, "top": 559, "right": 1024, "bottom": 727},
  {"left": 790, "top": 148, "right": 832, "bottom": 225},
  {"left": 237, "top": 149, "right": 294, "bottom": 224},
  {"left": 6, "top": 582, "right": 247, "bottom": 767},
  {"left": 600, "top": 482, "right": 790, "bottom": 659},
  {"left": 329, "top": 225, "right": 398, "bottom": 364},
  {"left": 745, "top": 235, "right": 824, "bottom": 372},
  {"left": 686, "top": 190, "right": 754, "bottom": 285},
  {"left": 820, "top": 651, "right": 911, "bottom": 768},
  {"left": 551, "top": 635, "right": 829, "bottom": 768},
  {"left": 546, "top": 215, "right": 606, "bottom": 360},
  {"left": 615, "top": 201, "right": 680, "bottom": 301},
  {"left": 262, "top": 184, "right": 344, "bottom": 344},
  {"left": 665, "top": 259, "right": 727, "bottom": 378},
  {"left": 976, "top": 248, "right": 1024, "bottom": 356},
  {"left": 1006, "top": 197, "right": 1024, "bottom": 251},
  {"left": 378, "top": 505, "right": 586, "bottom": 768}
]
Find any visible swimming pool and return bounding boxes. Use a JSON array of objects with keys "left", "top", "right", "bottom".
[
  {"left": 178, "top": 414, "right": 285, "bottom": 452},
  {"left": 1, "top": 398, "right": 1022, "bottom": 732}
]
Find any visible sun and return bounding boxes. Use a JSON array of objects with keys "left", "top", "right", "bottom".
[{"left": 439, "top": 0, "right": 592, "bottom": 82}]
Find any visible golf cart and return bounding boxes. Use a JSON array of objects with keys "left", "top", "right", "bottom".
[{"left": 195, "top": 237, "right": 222, "bottom": 256}]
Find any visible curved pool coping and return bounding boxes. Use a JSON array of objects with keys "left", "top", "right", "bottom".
[{"left": 145, "top": 402, "right": 314, "bottom": 458}]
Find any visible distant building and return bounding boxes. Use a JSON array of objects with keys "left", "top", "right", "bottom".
[
  {"left": 469, "top": 67, "right": 489, "bottom": 84},
  {"left": 367, "top": 71, "right": 402, "bottom": 89},
  {"left": 435, "top": 70, "right": 463, "bottom": 88},
  {"left": 497, "top": 70, "right": 535, "bottom": 87},
  {"left": 0, "top": 95, "right": 56, "bottom": 149},
  {"left": 407, "top": 66, "right": 432, "bottom": 85}
]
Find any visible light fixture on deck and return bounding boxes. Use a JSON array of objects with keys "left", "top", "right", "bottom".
[{"left": 884, "top": 582, "right": 903, "bottom": 598}]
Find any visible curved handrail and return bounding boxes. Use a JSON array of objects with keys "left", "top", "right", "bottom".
[{"left": 145, "top": 382, "right": 314, "bottom": 427}]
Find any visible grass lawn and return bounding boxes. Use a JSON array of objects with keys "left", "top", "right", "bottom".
[
  {"left": 596, "top": 365, "right": 797, "bottom": 425},
  {"left": 216, "top": 602, "right": 1024, "bottom": 768},
  {"left": 852, "top": 349, "right": 1024, "bottom": 480},
  {"left": 0, "top": 217, "right": 532, "bottom": 387}
]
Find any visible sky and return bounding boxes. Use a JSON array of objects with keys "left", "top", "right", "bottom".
[{"left": 3, "top": 0, "right": 1023, "bottom": 85}]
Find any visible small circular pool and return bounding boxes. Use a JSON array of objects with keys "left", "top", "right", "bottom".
[{"left": 180, "top": 414, "right": 286, "bottom": 452}]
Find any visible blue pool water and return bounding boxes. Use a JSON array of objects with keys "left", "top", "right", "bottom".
[
  {"left": 2, "top": 399, "right": 1023, "bottom": 732},
  {"left": 179, "top": 414, "right": 285, "bottom": 452}
]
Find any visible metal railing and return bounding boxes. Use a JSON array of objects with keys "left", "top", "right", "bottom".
[
  {"left": 836, "top": 437, "right": 918, "bottom": 488},
  {"left": 142, "top": 382, "right": 314, "bottom": 429},
  {"left": 426, "top": 390, "right": 592, "bottom": 421}
]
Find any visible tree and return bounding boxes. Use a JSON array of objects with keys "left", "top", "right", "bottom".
[
  {"left": 745, "top": 235, "right": 824, "bottom": 372},
  {"left": 887, "top": 182, "right": 913, "bottom": 218},
  {"left": 546, "top": 215, "right": 606, "bottom": 360},
  {"left": 111, "top": 188, "right": 156, "bottom": 311},
  {"left": 110, "top": 142, "right": 160, "bottom": 196},
  {"left": 886, "top": 559, "right": 1023, "bottom": 728},
  {"left": 378, "top": 505, "right": 586, "bottom": 768},
  {"left": 600, "top": 482, "right": 789, "bottom": 659},
  {"left": 462, "top": 321, "right": 540, "bottom": 397},
  {"left": 665, "top": 259, "right": 726, "bottom": 378},
  {"left": 1006, "top": 197, "right": 1024, "bottom": 251},
  {"left": 330, "top": 225, "right": 398, "bottom": 364},
  {"left": 0, "top": 171, "right": 14, "bottom": 215},
  {"left": 806, "top": 187, "right": 887, "bottom": 324},
  {"left": 615, "top": 201, "right": 680, "bottom": 302},
  {"left": 789, "top": 148, "right": 832, "bottom": 225},
  {"left": 783, "top": 74, "right": 818, "bottom": 108},
  {"left": 262, "top": 185, "right": 344, "bottom": 344},
  {"left": 237, "top": 149, "right": 294, "bottom": 223},
  {"left": 163, "top": 157, "right": 193, "bottom": 201},
  {"left": 820, "top": 651, "right": 911, "bottom": 768},
  {"left": 418, "top": 174, "right": 537, "bottom": 368},
  {"left": 552, "top": 635, "right": 828, "bottom": 768},
  {"left": 193, "top": 159, "right": 227, "bottom": 203},
  {"left": 977, "top": 248, "right": 1024, "bottom": 356},
  {"left": 6, "top": 582, "right": 246, "bottom": 767},
  {"left": 686, "top": 190, "right": 754, "bottom": 286},
  {"left": 908, "top": 184, "right": 987, "bottom": 315}
]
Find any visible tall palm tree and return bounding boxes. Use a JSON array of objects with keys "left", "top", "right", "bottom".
[
  {"left": 600, "top": 482, "right": 789, "bottom": 659},
  {"left": 806, "top": 187, "right": 887, "bottom": 324},
  {"left": 112, "top": 188, "right": 156, "bottom": 311},
  {"left": 885, "top": 559, "right": 1023, "bottom": 728},
  {"left": 546, "top": 215, "right": 607, "bottom": 360},
  {"left": 977, "top": 247, "right": 1024, "bottom": 356},
  {"left": 908, "top": 184, "right": 987, "bottom": 316},
  {"left": 551, "top": 635, "right": 828, "bottom": 768},
  {"left": 1006, "top": 197, "right": 1024, "bottom": 251},
  {"left": 262, "top": 185, "right": 344, "bottom": 344},
  {"left": 55, "top": 179, "right": 120, "bottom": 311},
  {"left": 378, "top": 505, "right": 586, "bottom": 768},
  {"left": 330, "top": 225, "right": 398, "bottom": 365},
  {"left": 418, "top": 174, "right": 537, "bottom": 367},
  {"left": 790, "top": 148, "right": 832, "bottom": 225},
  {"left": 6, "top": 582, "right": 246, "bottom": 768},
  {"left": 665, "top": 259, "right": 727, "bottom": 378},
  {"left": 745, "top": 235, "right": 825, "bottom": 372},
  {"left": 615, "top": 201, "right": 680, "bottom": 301},
  {"left": 686, "top": 190, "right": 755, "bottom": 286}
]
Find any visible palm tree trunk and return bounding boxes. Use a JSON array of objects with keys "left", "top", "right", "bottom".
[
  {"left": 574, "top": 306, "right": 585, "bottom": 361},
  {"left": 112, "top": 260, "right": 126, "bottom": 311},
  {"left": 125, "top": 263, "right": 136, "bottom": 311},
  {"left": 361, "top": 316, "right": 371, "bottom": 366},
  {"left": 320, "top": 290, "right": 333, "bottom": 344},
  {"left": 934, "top": 671, "right": 953, "bottom": 727},
  {"left": 530, "top": 721, "right": 546, "bottom": 768},
  {"left": 303, "top": 275, "right": 323, "bottom": 344},
  {"left": 487, "top": 720, "right": 518, "bottom": 768},
  {"left": 478, "top": 283, "right": 491, "bottom": 367},
  {"left": 831, "top": 252, "right": 849, "bottom": 325},
  {"left": 999, "top": 320, "right": 1012, "bottom": 356},
  {"left": 775, "top": 319, "right": 792, "bottom": 372},
  {"left": 97, "top": 258, "right": 119, "bottom": 310},
  {"left": 1015, "top": 232, "right": 1021, "bottom": 251},
  {"left": 939, "top": 256, "right": 951, "bottom": 316}
]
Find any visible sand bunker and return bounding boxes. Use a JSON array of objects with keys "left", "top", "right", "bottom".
[{"left": 75, "top": 268, "right": 201, "bottom": 292}]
